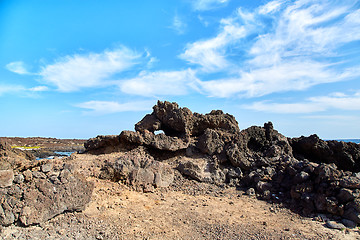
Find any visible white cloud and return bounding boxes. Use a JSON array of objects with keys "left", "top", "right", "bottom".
[
  {"left": 5, "top": 61, "right": 30, "bottom": 75},
  {"left": 182, "top": 0, "right": 360, "bottom": 97},
  {"left": 171, "top": 15, "right": 186, "bottom": 34},
  {"left": 0, "top": 85, "right": 25, "bottom": 96},
  {"left": 192, "top": 0, "right": 229, "bottom": 11},
  {"left": 179, "top": 16, "right": 247, "bottom": 72},
  {"left": 120, "top": 69, "right": 200, "bottom": 97},
  {"left": 245, "top": 91, "right": 360, "bottom": 114},
  {"left": 39, "top": 47, "right": 144, "bottom": 92},
  {"left": 200, "top": 62, "right": 360, "bottom": 98},
  {"left": 75, "top": 100, "right": 154, "bottom": 115},
  {"left": 29, "top": 86, "right": 49, "bottom": 92},
  {"left": 258, "top": 0, "right": 284, "bottom": 15}
]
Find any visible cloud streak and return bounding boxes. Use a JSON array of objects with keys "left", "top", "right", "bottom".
[
  {"left": 75, "top": 100, "right": 154, "bottom": 115},
  {"left": 245, "top": 91, "right": 360, "bottom": 114},
  {"left": 120, "top": 69, "right": 199, "bottom": 97},
  {"left": 192, "top": 0, "right": 229, "bottom": 11},
  {"left": 5, "top": 61, "right": 31, "bottom": 75},
  {"left": 182, "top": 0, "right": 360, "bottom": 98},
  {"left": 39, "top": 47, "right": 144, "bottom": 92}
]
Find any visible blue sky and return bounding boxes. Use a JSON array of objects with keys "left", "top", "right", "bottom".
[{"left": 1, "top": 0, "right": 360, "bottom": 139}]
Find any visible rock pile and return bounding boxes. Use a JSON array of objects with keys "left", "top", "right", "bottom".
[
  {"left": 0, "top": 147, "right": 93, "bottom": 226},
  {"left": 85, "top": 101, "right": 360, "bottom": 226},
  {"left": 0, "top": 139, "right": 35, "bottom": 171}
]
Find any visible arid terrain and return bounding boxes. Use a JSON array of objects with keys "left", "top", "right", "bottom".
[
  {"left": 1, "top": 101, "right": 360, "bottom": 239},
  {"left": 1, "top": 152, "right": 359, "bottom": 240}
]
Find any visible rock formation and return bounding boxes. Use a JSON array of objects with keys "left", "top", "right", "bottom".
[
  {"left": 85, "top": 101, "right": 360, "bottom": 226},
  {"left": 0, "top": 139, "right": 94, "bottom": 227}
]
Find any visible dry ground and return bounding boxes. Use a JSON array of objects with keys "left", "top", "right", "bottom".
[{"left": 1, "top": 153, "right": 360, "bottom": 240}]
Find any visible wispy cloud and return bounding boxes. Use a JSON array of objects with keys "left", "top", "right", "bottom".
[
  {"left": 245, "top": 91, "right": 360, "bottom": 114},
  {"left": 182, "top": 0, "right": 360, "bottom": 97},
  {"left": 192, "top": 0, "right": 230, "bottom": 11},
  {"left": 39, "top": 46, "right": 144, "bottom": 92},
  {"left": 179, "top": 15, "right": 248, "bottom": 72},
  {"left": 120, "top": 69, "right": 199, "bottom": 97},
  {"left": 75, "top": 100, "right": 154, "bottom": 115},
  {"left": 0, "top": 85, "right": 25, "bottom": 96},
  {"left": 171, "top": 14, "right": 186, "bottom": 34},
  {"left": 5, "top": 61, "right": 31, "bottom": 75},
  {"left": 0, "top": 84, "right": 49, "bottom": 97},
  {"left": 29, "top": 86, "right": 49, "bottom": 92}
]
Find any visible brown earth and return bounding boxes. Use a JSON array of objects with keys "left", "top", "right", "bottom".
[{"left": 1, "top": 152, "right": 359, "bottom": 240}]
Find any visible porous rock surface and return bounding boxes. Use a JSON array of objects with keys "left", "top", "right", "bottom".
[
  {"left": 85, "top": 101, "right": 360, "bottom": 226},
  {"left": 0, "top": 153, "right": 93, "bottom": 227}
]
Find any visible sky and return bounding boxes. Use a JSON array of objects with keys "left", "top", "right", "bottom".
[{"left": 1, "top": 0, "right": 360, "bottom": 139}]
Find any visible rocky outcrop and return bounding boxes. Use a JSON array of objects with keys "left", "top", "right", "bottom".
[
  {"left": 0, "top": 139, "right": 35, "bottom": 171},
  {"left": 100, "top": 147, "right": 174, "bottom": 192},
  {"left": 290, "top": 134, "right": 360, "bottom": 172},
  {"left": 84, "top": 100, "right": 360, "bottom": 225},
  {"left": 0, "top": 160, "right": 93, "bottom": 226}
]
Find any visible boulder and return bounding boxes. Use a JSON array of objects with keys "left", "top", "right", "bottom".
[
  {"left": 0, "top": 170, "right": 14, "bottom": 188},
  {"left": 84, "top": 135, "right": 122, "bottom": 154},
  {"left": 0, "top": 160, "right": 94, "bottom": 226},
  {"left": 290, "top": 134, "right": 360, "bottom": 171},
  {"left": 177, "top": 156, "right": 226, "bottom": 184},
  {"left": 100, "top": 147, "right": 174, "bottom": 192}
]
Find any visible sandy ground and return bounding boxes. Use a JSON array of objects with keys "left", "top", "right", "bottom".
[{"left": 1, "top": 153, "right": 360, "bottom": 239}]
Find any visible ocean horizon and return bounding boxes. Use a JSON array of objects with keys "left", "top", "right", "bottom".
[{"left": 332, "top": 139, "right": 360, "bottom": 144}]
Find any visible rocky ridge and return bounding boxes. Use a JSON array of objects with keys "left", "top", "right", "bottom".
[
  {"left": 86, "top": 101, "right": 360, "bottom": 228},
  {"left": 1, "top": 100, "right": 360, "bottom": 238}
]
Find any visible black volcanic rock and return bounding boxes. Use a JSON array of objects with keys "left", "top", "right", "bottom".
[
  {"left": 290, "top": 134, "right": 360, "bottom": 171},
  {"left": 83, "top": 100, "right": 360, "bottom": 225}
]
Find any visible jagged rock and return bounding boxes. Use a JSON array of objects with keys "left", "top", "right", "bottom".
[
  {"left": 153, "top": 101, "right": 194, "bottom": 136},
  {"left": 340, "top": 176, "right": 360, "bottom": 189},
  {"left": 100, "top": 147, "right": 174, "bottom": 192},
  {"left": 177, "top": 156, "right": 226, "bottom": 184},
  {"left": 0, "top": 170, "right": 14, "bottom": 188},
  {"left": 136, "top": 101, "right": 240, "bottom": 137},
  {"left": 197, "top": 129, "right": 225, "bottom": 155},
  {"left": 337, "top": 188, "right": 355, "bottom": 203},
  {"left": 290, "top": 134, "right": 360, "bottom": 171},
  {"left": 0, "top": 139, "right": 35, "bottom": 171},
  {"left": 135, "top": 114, "right": 162, "bottom": 133},
  {"left": 81, "top": 101, "right": 360, "bottom": 225},
  {"left": 84, "top": 135, "right": 122, "bottom": 154},
  {"left": 0, "top": 160, "right": 94, "bottom": 226},
  {"left": 226, "top": 144, "right": 252, "bottom": 170}
]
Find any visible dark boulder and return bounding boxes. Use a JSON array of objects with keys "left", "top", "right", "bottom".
[{"left": 290, "top": 134, "right": 360, "bottom": 171}]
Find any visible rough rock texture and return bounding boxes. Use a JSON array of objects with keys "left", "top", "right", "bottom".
[
  {"left": 100, "top": 147, "right": 174, "bottom": 192},
  {"left": 83, "top": 101, "right": 360, "bottom": 225},
  {"left": 0, "top": 139, "right": 35, "bottom": 171},
  {"left": 0, "top": 159, "right": 94, "bottom": 227},
  {"left": 290, "top": 134, "right": 360, "bottom": 172}
]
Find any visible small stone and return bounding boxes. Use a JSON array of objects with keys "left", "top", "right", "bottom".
[
  {"left": 23, "top": 170, "right": 33, "bottom": 182},
  {"left": 13, "top": 174, "right": 24, "bottom": 184},
  {"left": 246, "top": 188, "right": 255, "bottom": 196},
  {"left": 0, "top": 170, "right": 14, "bottom": 188},
  {"left": 41, "top": 162, "right": 53, "bottom": 173},
  {"left": 325, "top": 220, "right": 346, "bottom": 230},
  {"left": 32, "top": 171, "right": 46, "bottom": 179},
  {"left": 342, "top": 219, "right": 356, "bottom": 228}
]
